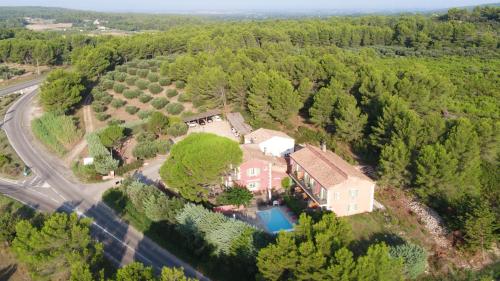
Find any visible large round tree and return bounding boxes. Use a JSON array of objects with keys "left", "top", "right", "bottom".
[{"left": 160, "top": 133, "right": 242, "bottom": 202}]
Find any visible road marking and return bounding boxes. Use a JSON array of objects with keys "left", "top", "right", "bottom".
[
  {"left": 89, "top": 218, "right": 155, "bottom": 266},
  {"left": 50, "top": 187, "right": 67, "bottom": 201}
]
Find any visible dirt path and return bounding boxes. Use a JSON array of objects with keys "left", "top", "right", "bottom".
[{"left": 64, "top": 95, "right": 93, "bottom": 165}]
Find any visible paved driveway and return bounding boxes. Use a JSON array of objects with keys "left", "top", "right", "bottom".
[{"left": 179, "top": 120, "right": 239, "bottom": 142}]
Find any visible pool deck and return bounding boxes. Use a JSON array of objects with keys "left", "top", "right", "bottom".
[{"left": 254, "top": 206, "right": 297, "bottom": 234}]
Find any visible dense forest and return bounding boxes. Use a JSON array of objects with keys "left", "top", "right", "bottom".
[{"left": 0, "top": 5, "right": 499, "bottom": 281}]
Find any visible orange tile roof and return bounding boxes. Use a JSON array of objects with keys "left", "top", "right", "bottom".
[{"left": 290, "top": 145, "right": 372, "bottom": 188}]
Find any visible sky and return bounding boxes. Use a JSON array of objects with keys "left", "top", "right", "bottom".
[{"left": 0, "top": 0, "right": 496, "bottom": 13}]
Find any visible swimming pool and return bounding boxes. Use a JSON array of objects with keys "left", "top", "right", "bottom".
[{"left": 256, "top": 207, "right": 294, "bottom": 233}]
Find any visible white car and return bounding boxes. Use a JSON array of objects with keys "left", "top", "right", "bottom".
[
  {"left": 187, "top": 121, "right": 197, "bottom": 127},
  {"left": 213, "top": 115, "right": 222, "bottom": 122}
]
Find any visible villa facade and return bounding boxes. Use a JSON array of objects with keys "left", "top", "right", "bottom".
[
  {"left": 226, "top": 144, "right": 288, "bottom": 195},
  {"left": 289, "top": 144, "right": 375, "bottom": 216}
]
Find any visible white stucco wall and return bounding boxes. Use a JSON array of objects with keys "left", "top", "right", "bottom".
[{"left": 259, "top": 137, "right": 295, "bottom": 157}]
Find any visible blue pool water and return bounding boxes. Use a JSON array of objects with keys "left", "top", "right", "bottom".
[{"left": 256, "top": 207, "right": 294, "bottom": 233}]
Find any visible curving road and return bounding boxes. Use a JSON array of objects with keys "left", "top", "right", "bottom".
[{"left": 1, "top": 85, "right": 209, "bottom": 280}]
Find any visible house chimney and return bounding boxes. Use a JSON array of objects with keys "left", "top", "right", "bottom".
[{"left": 320, "top": 141, "right": 327, "bottom": 152}]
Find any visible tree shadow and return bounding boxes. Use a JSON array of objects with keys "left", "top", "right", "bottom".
[
  {"left": 83, "top": 201, "right": 130, "bottom": 272},
  {"left": 0, "top": 264, "right": 17, "bottom": 281},
  {"left": 349, "top": 232, "right": 406, "bottom": 257},
  {"left": 134, "top": 216, "right": 271, "bottom": 281}
]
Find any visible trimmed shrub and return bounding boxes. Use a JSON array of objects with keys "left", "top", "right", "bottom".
[
  {"left": 165, "top": 102, "right": 184, "bottom": 115},
  {"left": 113, "top": 83, "right": 126, "bottom": 94},
  {"left": 147, "top": 73, "right": 159, "bottom": 82},
  {"left": 135, "top": 79, "right": 149, "bottom": 90},
  {"left": 123, "top": 89, "right": 140, "bottom": 99},
  {"left": 151, "top": 97, "right": 168, "bottom": 109},
  {"left": 127, "top": 61, "right": 138, "bottom": 68},
  {"left": 166, "top": 89, "right": 178, "bottom": 98},
  {"left": 137, "top": 69, "right": 149, "bottom": 78},
  {"left": 111, "top": 98, "right": 126, "bottom": 108},
  {"left": 116, "top": 159, "right": 144, "bottom": 176},
  {"left": 137, "top": 110, "right": 153, "bottom": 120},
  {"left": 92, "top": 102, "right": 107, "bottom": 113},
  {"left": 115, "top": 72, "right": 127, "bottom": 82},
  {"left": 147, "top": 60, "right": 157, "bottom": 67},
  {"left": 159, "top": 77, "right": 171, "bottom": 86},
  {"left": 139, "top": 94, "right": 153, "bottom": 103},
  {"left": 137, "top": 61, "right": 150, "bottom": 69},
  {"left": 116, "top": 65, "right": 127, "bottom": 72},
  {"left": 92, "top": 90, "right": 106, "bottom": 100},
  {"left": 96, "top": 112, "right": 110, "bottom": 121},
  {"left": 104, "top": 71, "right": 116, "bottom": 80},
  {"left": 132, "top": 139, "right": 171, "bottom": 159},
  {"left": 107, "top": 119, "right": 125, "bottom": 126},
  {"left": 150, "top": 66, "right": 158, "bottom": 73},
  {"left": 167, "top": 122, "right": 188, "bottom": 137},
  {"left": 177, "top": 93, "right": 191, "bottom": 102},
  {"left": 125, "top": 76, "right": 137, "bottom": 86},
  {"left": 127, "top": 68, "right": 137, "bottom": 75},
  {"left": 102, "top": 80, "right": 114, "bottom": 90},
  {"left": 390, "top": 243, "right": 428, "bottom": 279},
  {"left": 148, "top": 83, "right": 162, "bottom": 94},
  {"left": 125, "top": 106, "right": 140, "bottom": 115},
  {"left": 175, "top": 80, "right": 185, "bottom": 89},
  {"left": 100, "top": 94, "right": 113, "bottom": 105}
]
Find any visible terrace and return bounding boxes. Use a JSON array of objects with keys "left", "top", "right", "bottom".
[{"left": 288, "top": 169, "right": 327, "bottom": 206}]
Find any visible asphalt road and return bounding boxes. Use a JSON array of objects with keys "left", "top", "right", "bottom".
[
  {"left": 1, "top": 84, "right": 209, "bottom": 280},
  {"left": 0, "top": 76, "right": 45, "bottom": 96}
]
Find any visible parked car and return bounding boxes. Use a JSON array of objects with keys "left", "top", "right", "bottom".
[
  {"left": 187, "top": 121, "right": 197, "bottom": 127},
  {"left": 199, "top": 120, "right": 206, "bottom": 125},
  {"left": 207, "top": 118, "right": 213, "bottom": 123},
  {"left": 213, "top": 115, "right": 222, "bottom": 122}
]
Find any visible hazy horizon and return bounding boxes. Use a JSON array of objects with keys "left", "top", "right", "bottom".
[{"left": 0, "top": 0, "right": 497, "bottom": 13}]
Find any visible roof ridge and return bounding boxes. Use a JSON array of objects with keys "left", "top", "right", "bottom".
[{"left": 307, "top": 145, "right": 348, "bottom": 179}]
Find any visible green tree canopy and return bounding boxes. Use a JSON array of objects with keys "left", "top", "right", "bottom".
[
  {"left": 12, "top": 212, "right": 103, "bottom": 280},
  {"left": 99, "top": 125, "right": 125, "bottom": 149},
  {"left": 40, "top": 69, "right": 84, "bottom": 113},
  {"left": 160, "top": 133, "right": 242, "bottom": 202},
  {"left": 147, "top": 111, "right": 169, "bottom": 135}
]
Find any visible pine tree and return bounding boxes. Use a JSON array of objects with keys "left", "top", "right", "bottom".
[
  {"left": 309, "top": 87, "right": 337, "bottom": 128},
  {"left": 354, "top": 243, "right": 404, "bottom": 281},
  {"left": 257, "top": 232, "right": 298, "bottom": 281},
  {"left": 295, "top": 241, "right": 327, "bottom": 281},
  {"left": 228, "top": 71, "right": 249, "bottom": 108},
  {"left": 248, "top": 72, "right": 272, "bottom": 122},
  {"left": 444, "top": 118, "right": 482, "bottom": 193},
  {"left": 312, "top": 213, "right": 352, "bottom": 256},
  {"left": 464, "top": 201, "right": 497, "bottom": 257},
  {"left": 414, "top": 144, "right": 458, "bottom": 201},
  {"left": 378, "top": 138, "right": 411, "bottom": 188},
  {"left": 268, "top": 71, "right": 302, "bottom": 124},
  {"left": 327, "top": 247, "right": 355, "bottom": 281},
  {"left": 297, "top": 77, "right": 314, "bottom": 103},
  {"left": 333, "top": 93, "right": 368, "bottom": 143}
]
